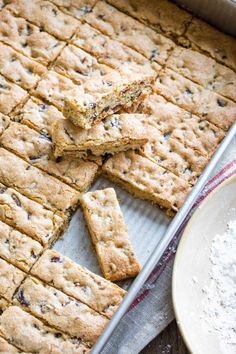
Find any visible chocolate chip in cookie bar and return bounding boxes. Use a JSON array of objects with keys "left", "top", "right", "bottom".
[
  {"left": 0, "top": 9, "right": 64, "bottom": 66},
  {"left": 81, "top": 188, "right": 141, "bottom": 281},
  {"left": 31, "top": 249, "right": 126, "bottom": 319},
  {"left": 52, "top": 113, "right": 148, "bottom": 158},
  {"left": 50, "top": 0, "right": 98, "bottom": 20}
]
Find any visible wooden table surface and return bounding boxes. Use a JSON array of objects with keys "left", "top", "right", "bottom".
[{"left": 141, "top": 320, "right": 189, "bottom": 354}]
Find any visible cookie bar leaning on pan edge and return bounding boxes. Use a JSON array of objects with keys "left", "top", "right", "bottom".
[
  {"left": 81, "top": 188, "right": 141, "bottom": 281},
  {"left": 52, "top": 113, "right": 148, "bottom": 158}
]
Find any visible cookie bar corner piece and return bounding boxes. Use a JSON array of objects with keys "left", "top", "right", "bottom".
[
  {"left": 81, "top": 187, "right": 141, "bottom": 281},
  {"left": 63, "top": 72, "right": 154, "bottom": 129}
]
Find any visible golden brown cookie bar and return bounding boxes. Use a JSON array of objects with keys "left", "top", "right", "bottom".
[
  {"left": 1, "top": 122, "right": 99, "bottom": 191},
  {"left": 139, "top": 94, "right": 225, "bottom": 159},
  {"left": 50, "top": 0, "right": 98, "bottom": 20},
  {"left": 154, "top": 69, "right": 236, "bottom": 131},
  {"left": 31, "top": 249, "right": 126, "bottom": 319},
  {"left": 106, "top": 0, "right": 192, "bottom": 38},
  {"left": 0, "top": 182, "right": 65, "bottom": 246},
  {"left": 52, "top": 113, "right": 148, "bottom": 158},
  {"left": 141, "top": 124, "right": 208, "bottom": 185},
  {"left": 6, "top": 0, "right": 80, "bottom": 40},
  {"left": 0, "top": 258, "right": 25, "bottom": 301},
  {"left": 84, "top": 1, "right": 175, "bottom": 65},
  {"left": 64, "top": 68, "right": 154, "bottom": 128},
  {"left": 0, "top": 74, "right": 27, "bottom": 115},
  {"left": 102, "top": 151, "right": 191, "bottom": 215},
  {"left": 0, "top": 148, "right": 80, "bottom": 213},
  {"left": 0, "top": 42, "right": 46, "bottom": 90},
  {"left": 33, "top": 70, "right": 82, "bottom": 110},
  {"left": 14, "top": 276, "right": 108, "bottom": 346},
  {"left": 167, "top": 47, "right": 236, "bottom": 102},
  {"left": 81, "top": 188, "right": 141, "bottom": 281},
  {"left": 72, "top": 21, "right": 151, "bottom": 70},
  {"left": 0, "top": 306, "right": 90, "bottom": 353},
  {"left": 0, "top": 9, "right": 64, "bottom": 66},
  {"left": 0, "top": 220, "right": 42, "bottom": 272},
  {"left": 182, "top": 18, "right": 236, "bottom": 72},
  {"left": 0, "top": 336, "right": 21, "bottom": 353},
  {"left": 53, "top": 44, "right": 114, "bottom": 84},
  {"left": 0, "top": 113, "right": 10, "bottom": 136},
  {"left": 14, "top": 96, "right": 65, "bottom": 137}
]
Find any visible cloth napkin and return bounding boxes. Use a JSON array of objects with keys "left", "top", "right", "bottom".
[{"left": 101, "top": 135, "right": 236, "bottom": 354}]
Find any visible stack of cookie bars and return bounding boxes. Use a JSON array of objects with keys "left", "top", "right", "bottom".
[{"left": 0, "top": 0, "right": 235, "bottom": 352}]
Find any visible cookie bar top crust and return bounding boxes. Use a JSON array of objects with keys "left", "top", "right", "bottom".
[
  {"left": 15, "top": 96, "right": 65, "bottom": 137},
  {"left": 1, "top": 122, "right": 99, "bottom": 191},
  {"left": 0, "top": 306, "right": 90, "bottom": 353},
  {"left": 81, "top": 188, "right": 141, "bottom": 281},
  {"left": 52, "top": 113, "right": 148, "bottom": 158},
  {"left": 0, "top": 182, "right": 65, "bottom": 246},
  {"left": 31, "top": 249, "right": 126, "bottom": 319},
  {"left": 0, "top": 113, "right": 10, "bottom": 136},
  {"left": 14, "top": 277, "right": 108, "bottom": 346},
  {"left": 84, "top": 1, "right": 175, "bottom": 65},
  {"left": 154, "top": 68, "right": 236, "bottom": 131},
  {"left": 0, "top": 42, "right": 46, "bottom": 90},
  {"left": 0, "top": 336, "right": 20, "bottom": 353},
  {"left": 53, "top": 44, "right": 114, "bottom": 84},
  {"left": 183, "top": 18, "right": 236, "bottom": 72},
  {"left": 0, "top": 9, "right": 64, "bottom": 66},
  {"left": 0, "top": 220, "right": 42, "bottom": 272},
  {"left": 102, "top": 151, "right": 191, "bottom": 215},
  {"left": 63, "top": 68, "right": 154, "bottom": 129},
  {"left": 0, "top": 258, "right": 25, "bottom": 301},
  {"left": 6, "top": 0, "right": 80, "bottom": 40},
  {"left": 0, "top": 148, "right": 80, "bottom": 213},
  {"left": 50, "top": 0, "right": 98, "bottom": 20},
  {"left": 106, "top": 0, "right": 192, "bottom": 38},
  {"left": 0, "top": 74, "right": 27, "bottom": 115},
  {"left": 167, "top": 47, "right": 236, "bottom": 102}
]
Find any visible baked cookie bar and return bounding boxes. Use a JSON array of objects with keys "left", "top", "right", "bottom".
[
  {"left": 13, "top": 96, "right": 65, "bottom": 137},
  {"left": 81, "top": 188, "right": 141, "bottom": 281},
  {"left": 102, "top": 151, "right": 191, "bottom": 215},
  {"left": 31, "top": 249, "right": 126, "bottom": 319},
  {"left": 84, "top": 1, "right": 175, "bottom": 65},
  {"left": 0, "top": 9, "right": 64, "bottom": 66},
  {"left": 106, "top": 0, "right": 192, "bottom": 38},
  {"left": 52, "top": 114, "right": 148, "bottom": 158},
  {"left": 154, "top": 69, "right": 236, "bottom": 131},
  {"left": 0, "top": 113, "right": 10, "bottom": 136},
  {"left": 1, "top": 122, "right": 99, "bottom": 191},
  {"left": 0, "top": 42, "right": 46, "bottom": 90},
  {"left": 0, "top": 183, "right": 65, "bottom": 246},
  {"left": 139, "top": 94, "right": 225, "bottom": 159},
  {"left": 14, "top": 277, "right": 108, "bottom": 346},
  {"left": 0, "top": 336, "right": 20, "bottom": 353},
  {"left": 0, "top": 74, "right": 27, "bottom": 115},
  {"left": 182, "top": 18, "right": 236, "bottom": 71},
  {"left": 6, "top": 0, "right": 80, "bottom": 40},
  {"left": 0, "top": 306, "right": 90, "bottom": 353},
  {"left": 0, "top": 220, "right": 42, "bottom": 272},
  {"left": 50, "top": 0, "right": 98, "bottom": 20},
  {"left": 53, "top": 44, "right": 114, "bottom": 84},
  {"left": 167, "top": 47, "right": 236, "bottom": 102},
  {"left": 0, "top": 148, "right": 80, "bottom": 213},
  {"left": 64, "top": 68, "right": 154, "bottom": 128},
  {"left": 33, "top": 70, "right": 82, "bottom": 111},
  {"left": 0, "top": 258, "right": 25, "bottom": 301}
]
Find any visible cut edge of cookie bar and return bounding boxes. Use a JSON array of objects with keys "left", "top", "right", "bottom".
[
  {"left": 31, "top": 249, "right": 126, "bottom": 320},
  {"left": 80, "top": 187, "right": 141, "bottom": 281},
  {"left": 64, "top": 72, "right": 154, "bottom": 129},
  {"left": 52, "top": 113, "right": 148, "bottom": 158},
  {"left": 49, "top": 0, "right": 98, "bottom": 20},
  {"left": 102, "top": 150, "right": 192, "bottom": 216},
  {"left": 0, "top": 305, "right": 90, "bottom": 353}
]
